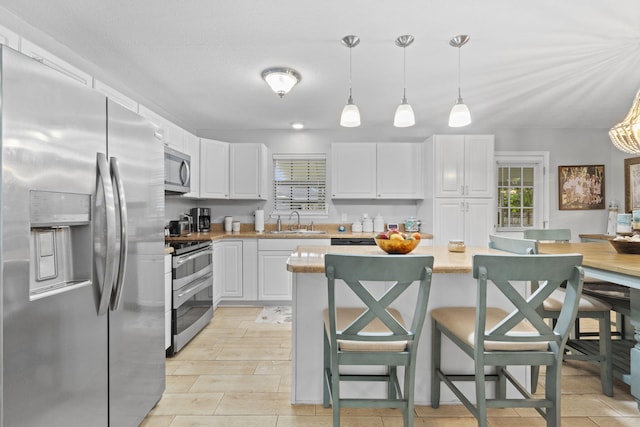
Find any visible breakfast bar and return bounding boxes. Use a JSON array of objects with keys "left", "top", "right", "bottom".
[
  {"left": 538, "top": 241, "right": 640, "bottom": 408},
  {"left": 286, "top": 244, "right": 530, "bottom": 405}
]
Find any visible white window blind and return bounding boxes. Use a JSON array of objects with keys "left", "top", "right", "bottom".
[{"left": 273, "top": 154, "right": 327, "bottom": 215}]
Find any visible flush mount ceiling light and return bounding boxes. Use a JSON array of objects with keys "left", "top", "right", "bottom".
[
  {"left": 609, "top": 89, "right": 640, "bottom": 153},
  {"left": 340, "top": 35, "right": 361, "bottom": 127},
  {"left": 393, "top": 34, "right": 415, "bottom": 128},
  {"left": 261, "top": 67, "right": 301, "bottom": 98},
  {"left": 291, "top": 122, "right": 305, "bottom": 130},
  {"left": 448, "top": 35, "right": 472, "bottom": 128}
]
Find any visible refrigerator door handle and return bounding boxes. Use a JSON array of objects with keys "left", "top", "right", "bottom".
[
  {"left": 110, "top": 156, "right": 128, "bottom": 310},
  {"left": 96, "top": 152, "right": 117, "bottom": 316}
]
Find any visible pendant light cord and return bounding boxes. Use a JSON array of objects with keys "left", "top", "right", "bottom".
[
  {"left": 457, "top": 47, "right": 462, "bottom": 99},
  {"left": 348, "top": 46, "right": 353, "bottom": 99},
  {"left": 403, "top": 46, "right": 407, "bottom": 99}
]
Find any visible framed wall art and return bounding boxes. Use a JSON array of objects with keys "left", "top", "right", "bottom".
[
  {"left": 558, "top": 165, "right": 605, "bottom": 210},
  {"left": 624, "top": 156, "right": 640, "bottom": 213}
]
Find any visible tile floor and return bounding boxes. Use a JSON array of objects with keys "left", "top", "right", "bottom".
[{"left": 141, "top": 307, "right": 640, "bottom": 427}]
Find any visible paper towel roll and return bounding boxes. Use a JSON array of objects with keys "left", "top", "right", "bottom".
[{"left": 255, "top": 209, "right": 265, "bottom": 232}]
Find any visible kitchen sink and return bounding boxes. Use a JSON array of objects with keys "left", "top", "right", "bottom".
[{"left": 267, "top": 229, "right": 327, "bottom": 235}]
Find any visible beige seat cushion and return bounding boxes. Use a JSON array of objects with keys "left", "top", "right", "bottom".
[
  {"left": 323, "top": 307, "right": 408, "bottom": 352},
  {"left": 543, "top": 289, "right": 611, "bottom": 312},
  {"left": 431, "top": 307, "right": 549, "bottom": 351}
]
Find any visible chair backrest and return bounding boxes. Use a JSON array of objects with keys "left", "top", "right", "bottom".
[
  {"left": 489, "top": 234, "right": 538, "bottom": 254},
  {"left": 523, "top": 228, "right": 571, "bottom": 243},
  {"left": 324, "top": 254, "right": 434, "bottom": 345},
  {"left": 472, "top": 254, "right": 584, "bottom": 352}
]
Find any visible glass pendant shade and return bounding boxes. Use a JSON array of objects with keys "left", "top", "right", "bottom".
[
  {"left": 609, "top": 88, "right": 640, "bottom": 154},
  {"left": 449, "top": 97, "right": 471, "bottom": 127},
  {"left": 261, "top": 68, "right": 301, "bottom": 98},
  {"left": 340, "top": 96, "right": 361, "bottom": 127},
  {"left": 394, "top": 97, "right": 415, "bottom": 127}
]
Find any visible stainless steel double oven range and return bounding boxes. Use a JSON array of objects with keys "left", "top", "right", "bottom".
[{"left": 167, "top": 240, "right": 213, "bottom": 355}]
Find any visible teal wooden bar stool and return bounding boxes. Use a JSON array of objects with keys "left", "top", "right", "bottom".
[
  {"left": 431, "top": 253, "right": 584, "bottom": 427},
  {"left": 523, "top": 229, "right": 614, "bottom": 396},
  {"left": 323, "top": 253, "right": 434, "bottom": 427}
]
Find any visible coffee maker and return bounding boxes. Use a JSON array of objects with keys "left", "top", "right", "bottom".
[{"left": 190, "top": 207, "right": 211, "bottom": 232}]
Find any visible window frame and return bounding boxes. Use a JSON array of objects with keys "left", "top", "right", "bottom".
[
  {"left": 272, "top": 153, "right": 328, "bottom": 217},
  {"left": 495, "top": 151, "right": 549, "bottom": 232}
]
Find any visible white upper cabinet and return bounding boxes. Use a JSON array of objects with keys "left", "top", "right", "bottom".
[
  {"left": 200, "top": 138, "right": 230, "bottom": 199},
  {"left": 138, "top": 106, "right": 183, "bottom": 151},
  {"left": 93, "top": 80, "right": 138, "bottom": 113},
  {"left": 376, "top": 143, "right": 423, "bottom": 198},
  {"left": 229, "top": 143, "right": 268, "bottom": 200},
  {"left": 20, "top": 39, "right": 92, "bottom": 86},
  {"left": 331, "top": 144, "right": 377, "bottom": 198},
  {"left": 331, "top": 142, "right": 423, "bottom": 199},
  {"left": 432, "top": 134, "right": 494, "bottom": 198},
  {"left": 0, "top": 24, "right": 19, "bottom": 49},
  {"left": 182, "top": 131, "right": 200, "bottom": 198}
]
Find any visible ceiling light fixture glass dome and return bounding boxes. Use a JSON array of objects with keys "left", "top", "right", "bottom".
[{"left": 261, "top": 67, "right": 301, "bottom": 98}]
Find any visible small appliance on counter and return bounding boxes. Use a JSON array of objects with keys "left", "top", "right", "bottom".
[
  {"left": 168, "top": 217, "right": 191, "bottom": 236},
  {"left": 405, "top": 217, "right": 421, "bottom": 232},
  {"left": 191, "top": 207, "right": 211, "bottom": 232}
]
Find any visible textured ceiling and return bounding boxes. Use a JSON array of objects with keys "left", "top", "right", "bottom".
[{"left": 1, "top": 0, "right": 639, "bottom": 141}]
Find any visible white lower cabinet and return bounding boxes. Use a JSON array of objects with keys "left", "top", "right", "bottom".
[
  {"left": 433, "top": 198, "right": 495, "bottom": 247},
  {"left": 258, "top": 239, "right": 330, "bottom": 301},
  {"left": 164, "top": 253, "right": 172, "bottom": 350},
  {"left": 213, "top": 240, "right": 243, "bottom": 301}
]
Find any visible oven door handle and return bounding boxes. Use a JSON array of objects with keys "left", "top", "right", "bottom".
[
  {"left": 174, "top": 247, "right": 212, "bottom": 266},
  {"left": 174, "top": 272, "right": 213, "bottom": 307}
]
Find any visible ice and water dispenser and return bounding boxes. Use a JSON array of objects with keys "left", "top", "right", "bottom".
[{"left": 29, "top": 190, "right": 92, "bottom": 299}]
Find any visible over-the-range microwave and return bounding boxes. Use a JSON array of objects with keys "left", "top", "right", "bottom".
[{"left": 164, "top": 146, "right": 191, "bottom": 194}]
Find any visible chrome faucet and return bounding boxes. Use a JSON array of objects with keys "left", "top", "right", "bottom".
[{"left": 289, "top": 210, "right": 300, "bottom": 230}]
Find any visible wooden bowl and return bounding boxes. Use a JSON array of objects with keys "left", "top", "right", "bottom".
[
  {"left": 374, "top": 237, "right": 419, "bottom": 254},
  {"left": 609, "top": 239, "right": 640, "bottom": 254}
]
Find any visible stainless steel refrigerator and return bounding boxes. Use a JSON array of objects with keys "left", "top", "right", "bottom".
[{"left": 0, "top": 46, "right": 165, "bottom": 426}]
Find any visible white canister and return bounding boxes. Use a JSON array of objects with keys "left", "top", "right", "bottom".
[
  {"left": 232, "top": 221, "right": 241, "bottom": 232},
  {"left": 362, "top": 218, "right": 373, "bottom": 233},
  {"left": 224, "top": 216, "right": 233, "bottom": 232},
  {"left": 352, "top": 222, "right": 363, "bottom": 233},
  {"left": 373, "top": 214, "right": 384, "bottom": 233}
]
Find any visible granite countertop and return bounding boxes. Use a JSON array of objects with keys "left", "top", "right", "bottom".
[
  {"left": 165, "top": 223, "right": 434, "bottom": 243},
  {"left": 286, "top": 245, "right": 501, "bottom": 274}
]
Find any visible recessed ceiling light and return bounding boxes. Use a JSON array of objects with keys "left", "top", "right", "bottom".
[{"left": 291, "top": 122, "right": 304, "bottom": 130}]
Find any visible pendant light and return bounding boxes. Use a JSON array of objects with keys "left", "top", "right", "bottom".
[
  {"left": 448, "top": 35, "right": 472, "bottom": 127},
  {"left": 340, "top": 35, "right": 361, "bottom": 127},
  {"left": 393, "top": 35, "right": 415, "bottom": 127}
]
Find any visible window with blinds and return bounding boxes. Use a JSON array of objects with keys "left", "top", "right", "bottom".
[{"left": 273, "top": 154, "right": 327, "bottom": 215}]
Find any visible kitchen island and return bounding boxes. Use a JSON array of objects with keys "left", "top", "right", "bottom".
[
  {"left": 286, "top": 244, "right": 530, "bottom": 405},
  {"left": 539, "top": 241, "right": 640, "bottom": 408}
]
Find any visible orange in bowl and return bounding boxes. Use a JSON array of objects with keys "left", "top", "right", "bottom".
[{"left": 374, "top": 233, "right": 420, "bottom": 254}]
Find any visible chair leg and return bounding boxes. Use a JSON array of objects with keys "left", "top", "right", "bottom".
[
  {"left": 496, "top": 365, "right": 506, "bottom": 400},
  {"left": 404, "top": 362, "right": 415, "bottom": 427},
  {"left": 431, "top": 319, "right": 441, "bottom": 408},
  {"left": 545, "top": 361, "right": 561, "bottom": 427},
  {"left": 531, "top": 365, "right": 540, "bottom": 393},
  {"left": 388, "top": 365, "right": 397, "bottom": 400},
  {"left": 599, "top": 314, "right": 614, "bottom": 397},
  {"left": 475, "top": 355, "right": 488, "bottom": 427},
  {"left": 323, "top": 327, "right": 330, "bottom": 408},
  {"left": 331, "top": 352, "right": 341, "bottom": 427}
]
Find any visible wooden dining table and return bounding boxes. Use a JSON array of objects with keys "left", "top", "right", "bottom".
[{"left": 538, "top": 241, "right": 640, "bottom": 408}]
